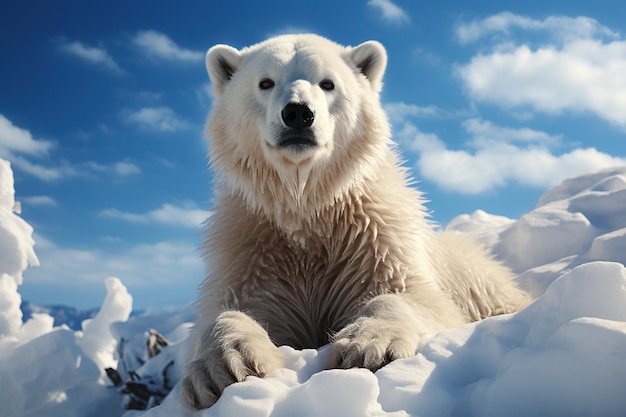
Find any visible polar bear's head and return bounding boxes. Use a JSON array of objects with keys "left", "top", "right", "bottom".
[{"left": 205, "top": 34, "right": 390, "bottom": 227}]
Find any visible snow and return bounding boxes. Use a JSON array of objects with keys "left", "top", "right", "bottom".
[
  {"left": 1, "top": 158, "right": 626, "bottom": 416},
  {"left": 0, "top": 158, "right": 39, "bottom": 340},
  {"left": 77, "top": 277, "right": 133, "bottom": 376}
]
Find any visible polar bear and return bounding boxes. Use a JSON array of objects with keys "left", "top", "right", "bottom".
[{"left": 182, "top": 34, "right": 529, "bottom": 409}]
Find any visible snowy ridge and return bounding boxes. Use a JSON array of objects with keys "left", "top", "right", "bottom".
[{"left": 1, "top": 158, "right": 625, "bottom": 416}]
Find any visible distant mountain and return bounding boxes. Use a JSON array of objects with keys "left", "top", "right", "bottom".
[{"left": 20, "top": 301, "right": 99, "bottom": 331}]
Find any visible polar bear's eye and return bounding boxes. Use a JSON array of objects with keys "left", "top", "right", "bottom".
[
  {"left": 259, "top": 79, "right": 275, "bottom": 90},
  {"left": 320, "top": 80, "right": 335, "bottom": 91}
]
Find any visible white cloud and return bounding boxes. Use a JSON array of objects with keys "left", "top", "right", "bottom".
[
  {"left": 0, "top": 115, "right": 54, "bottom": 158},
  {"left": 84, "top": 161, "right": 141, "bottom": 177},
  {"left": 367, "top": 0, "right": 410, "bottom": 24},
  {"left": 13, "top": 158, "right": 140, "bottom": 182},
  {"left": 462, "top": 118, "right": 562, "bottom": 147},
  {"left": 100, "top": 202, "right": 208, "bottom": 229},
  {"left": 124, "top": 107, "right": 192, "bottom": 132},
  {"left": 400, "top": 120, "right": 626, "bottom": 194},
  {"left": 57, "top": 39, "right": 123, "bottom": 73},
  {"left": 20, "top": 196, "right": 58, "bottom": 207},
  {"left": 24, "top": 234, "right": 203, "bottom": 288},
  {"left": 0, "top": 115, "right": 140, "bottom": 182},
  {"left": 0, "top": 115, "right": 67, "bottom": 181},
  {"left": 132, "top": 31, "right": 203, "bottom": 62},
  {"left": 455, "top": 12, "right": 619, "bottom": 44},
  {"left": 113, "top": 162, "right": 141, "bottom": 176},
  {"left": 384, "top": 102, "right": 472, "bottom": 123},
  {"left": 8, "top": 156, "right": 71, "bottom": 181},
  {"left": 457, "top": 40, "right": 626, "bottom": 127},
  {"left": 455, "top": 14, "right": 626, "bottom": 128},
  {"left": 384, "top": 102, "right": 443, "bottom": 122}
]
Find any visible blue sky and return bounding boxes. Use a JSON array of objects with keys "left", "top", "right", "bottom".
[{"left": 2, "top": 0, "right": 625, "bottom": 309}]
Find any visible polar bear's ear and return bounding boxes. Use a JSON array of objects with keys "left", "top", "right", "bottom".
[
  {"left": 206, "top": 45, "right": 243, "bottom": 93},
  {"left": 350, "top": 41, "right": 387, "bottom": 92}
]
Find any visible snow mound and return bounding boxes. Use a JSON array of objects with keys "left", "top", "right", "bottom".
[
  {"left": 376, "top": 262, "right": 626, "bottom": 417},
  {"left": 451, "top": 166, "right": 626, "bottom": 297},
  {"left": 135, "top": 262, "right": 626, "bottom": 417},
  {"left": 446, "top": 209, "right": 515, "bottom": 248},
  {"left": 1, "top": 157, "right": 625, "bottom": 417}
]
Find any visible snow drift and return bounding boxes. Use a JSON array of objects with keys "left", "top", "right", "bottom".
[{"left": 1, "top": 158, "right": 625, "bottom": 417}]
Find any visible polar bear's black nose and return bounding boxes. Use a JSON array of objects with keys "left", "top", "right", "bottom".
[{"left": 282, "top": 103, "right": 314, "bottom": 129}]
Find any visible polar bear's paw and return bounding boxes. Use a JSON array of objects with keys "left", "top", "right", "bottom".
[
  {"left": 181, "top": 311, "right": 283, "bottom": 409},
  {"left": 328, "top": 316, "right": 420, "bottom": 372}
]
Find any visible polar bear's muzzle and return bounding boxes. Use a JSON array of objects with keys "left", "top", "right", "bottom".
[{"left": 276, "top": 102, "right": 317, "bottom": 151}]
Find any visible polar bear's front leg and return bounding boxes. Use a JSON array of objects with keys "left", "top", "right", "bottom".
[
  {"left": 181, "top": 311, "right": 283, "bottom": 409},
  {"left": 327, "top": 293, "right": 464, "bottom": 371}
]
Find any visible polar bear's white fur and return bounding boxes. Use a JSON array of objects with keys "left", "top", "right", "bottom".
[{"left": 182, "top": 34, "right": 529, "bottom": 409}]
